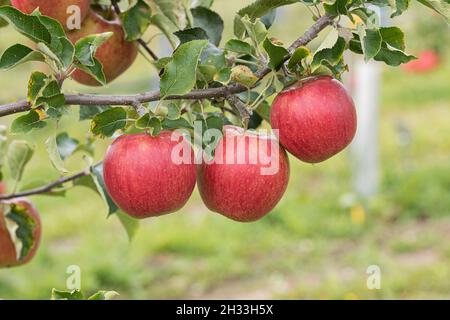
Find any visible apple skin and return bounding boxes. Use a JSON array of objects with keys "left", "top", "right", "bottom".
[
  {"left": 0, "top": 199, "right": 41, "bottom": 268},
  {"left": 11, "top": 0, "right": 91, "bottom": 30},
  {"left": 197, "top": 126, "right": 290, "bottom": 222},
  {"left": 103, "top": 132, "right": 197, "bottom": 219},
  {"left": 0, "top": 182, "right": 6, "bottom": 195},
  {"left": 271, "top": 76, "right": 357, "bottom": 163},
  {"left": 403, "top": 50, "right": 440, "bottom": 74},
  {"left": 67, "top": 11, "right": 138, "bottom": 86}
]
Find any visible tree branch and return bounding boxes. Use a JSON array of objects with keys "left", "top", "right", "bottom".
[
  {"left": 0, "top": 14, "right": 333, "bottom": 118},
  {"left": 0, "top": 170, "right": 90, "bottom": 201}
]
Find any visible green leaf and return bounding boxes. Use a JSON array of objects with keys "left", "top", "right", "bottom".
[
  {"left": 241, "top": 15, "right": 268, "bottom": 44},
  {"left": 162, "top": 118, "right": 194, "bottom": 130},
  {"left": 416, "top": 0, "right": 450, "bottom": 23},
  {"left": 7, "top": 140, "right": 34, "bottom": 184},
  {"left": 224, "top": 39, "right": 254, "bottom": 55},
  {"left": 174, "top": 27, "right": 209, "bottom": 45},
  {"left": 136, "top": 114, "right": 162, "bottom": 136},
  {"left": 160, "top": 40, "right": 208, "bottom": 97},
  {"left": 324, "top": 0, "right": 350, "bottom": 15},
  {"left": 11, "top": 110, "right": 47, "bottom": 134},
  {"left": 0, "top": 44, "right": 45, "bottom": 70},
  {"left": 91, "top": 107, "right": 127, "bottom": 138},
  {"left": 74, "top": 32, "right": 113, "bottom": 67},
  {"left": 0, "top": 6, "right": 51, "bottom": 44},
  {"left": 374, "top": 44, "right": 415, "bottom": 66},
  {"left": 312, "top": 37, "right": 346, "bottom": 70},
  {"left": 115, "top": 211, "right": 139, "bottom": 242},
  {"left": 79, "top": 105, "right": 112, "bottom": 121},
  {"left": 90, "top": 162, "right": 119, "bottom": 216},
  {"left": 191, "top": 6, "right": 224, "bottom": 46},
  {"left": 88, "top": 290, "right": 120, "bottom": 300},
  {"left": 263, "top": 37, "right": 289, "bottom": 69},
  {"left": 56, "top": 132, "right": 79, "bottom": 160},
  {"left": 380, "top": 26, "right": 406, "bottom": 51},
  {"left": 74, "top": 57, "right": 106, "bottom": 86},
  {"left": 150, "top": 11, "right": 179, "bottom": 48},
  {"left": 214, "top": 67, "right": 232, "bottom": 84},
  {"left": 51, "top": 289, "right": 84, "bottom": 300},
  {"left": 45, "top": 135, "right": 68, "bottom": 173},
  {"left": 5, "top": 202, "right": 38, "bottom": 261},
  {"left": 120, "top": 0, "right": 152, "bottom": 41},
  {"left": 27, "top": 71, "right": 48, "bottom": 103},
  {"left": 287, "top": 46, "right": 311, "bottom": 70},
  {"left": 363, "top": 29, "right": 382, "bottom": 62}
]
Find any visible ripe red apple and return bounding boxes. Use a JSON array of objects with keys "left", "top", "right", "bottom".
[
  {"left": 0, "top": 198, "right": 41, "bottom": 268},
  {"left": 271, "top": 76, "right": 357, "bottom": 163},
  {"left": 197, "top": 126, "right": 290, "bottom": 222},
  {"left": 67, "top": 11, "right": 138, "bottom": 86},
  {"left": 0, "top": 182, "right": 6, "bottom": 195},
  {"left": 11, "top": 0, "right": 91, "bottom": 30},
  {"left": 103, "top": 132, "right": 197, "bottom": 219},
  {"left": 403, "top": 50, "right": 440, "bottom": 74}
]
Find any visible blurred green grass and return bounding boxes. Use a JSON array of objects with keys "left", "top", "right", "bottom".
[{"left": 0, "top": 2, "right": 449, "bottom": 299}]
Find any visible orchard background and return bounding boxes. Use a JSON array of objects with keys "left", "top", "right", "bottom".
[{"left": 0, "top": 0, "right": 449, "bottom": 299}]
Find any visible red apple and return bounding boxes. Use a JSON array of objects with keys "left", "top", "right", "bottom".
[
  {"left": 0, "top": 198, "right": 41, "bottom": 268},
  {"left": 403, "top": 50, "right": 440, "bottom": 74},
  {"left": 67, "top": 11, "right": 138, "bottom": 86},
  {"left": 0, "top": 182, "right": 6, "bottom": 195},
  {"left": 197, "top": 126, "right": 290, "bottom": 222},
  {"left": 103, "top": 132, "right": 197, "bottom": 219},
  {"left": 11, "top": 0, "right": 91, "bottom": 30},
  {"left": 271, "top": 76, "right": 357, "bottom": 163}
]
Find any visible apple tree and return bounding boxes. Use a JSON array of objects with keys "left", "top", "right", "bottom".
[{"left": 0, "top": 0, "right": 449, "bottom": 268}]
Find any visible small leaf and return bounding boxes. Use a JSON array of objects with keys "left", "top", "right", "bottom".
[
  {"left": 160, "top": 40, "right": 208, "bottom": 97},
  {"left": 0, "top": 44, "right": 45, "bottom": 70},
  {"left": 90, "top": 163, "right": 119, "bottom": 216},
  {"left": 46, "top": 135, "right": 69, "bottom": 173},
  {"left": 120, "top": 0, "right": 152, "bottom": 41},
  {"left": 136, "top": 114, "right": 162, "bottom": 136},
  {"left": 51, "top": 289, "right": 84, "bottom": 300},
  {"left": 0, "top": 6, "right": 51, "bottom": 44},
  {"left": 7, "top": 140, "right": 34, "bottom": 185},
  {"left": 4, "top": 203, "right": 38, "bottom": 261},
  {"left": 224, "top": 39, "right": 254, "bottom": 55},
  {"left": 263, "top": 37, "right": 289, "bottom": 69},
  {"left": 115, "top": 211, "right": 139, "bottom": 242},
  {"left": 363, "top": 29, "right": 382, "bottom": 62},
  {"left": 74, "top": 32, "right": 113, "bottom": 67},
  {"left": 91, "top": 107, "right": 127, "bottom": 138},
  {"left": 174, "top": 27, "right": 209, "bottom": 45},
  {"left": 11, "top": 110, "right": 47, "bottom": 134},
  {"left": 79, "top": 105, "right": 112, "bottom": 121},
  {"left": 287, "top": 46, "right": 310, "bottom": 70},
  {"left": 56, "top": 132, "right": 79, "bottom": 160},
  {"left": 88, "top": 290, "right": 120, "bottom": 300},
  {"left": 191, "top": 6, "right": 224, "bottom": 46}
]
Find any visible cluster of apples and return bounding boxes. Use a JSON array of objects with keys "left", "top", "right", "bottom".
[
  {"left": 0, "top": 182, "right": 42, "bottom": 268},
  {"left": 103, "top": 77, "right": 357, "bottom": 222},
  {"left": 11, "top": 0, "right": 138, "bottom": 86}
]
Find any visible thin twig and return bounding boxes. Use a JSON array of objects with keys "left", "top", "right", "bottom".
[{"left": 0, "top": 170, "right": 89, "bottom": 201}]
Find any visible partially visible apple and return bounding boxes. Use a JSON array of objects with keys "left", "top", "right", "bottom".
[
  {"left": 103, "top": 132, "right": 197, "bottom": 219},
  {"left": 271, "top": 76, "right": 357, "bottom": 163},
  {"left": 0, "top": 182, "right": 6, "bottom": 195},
  {"left": 0, "top": 199, "right": 41, "bottom": 268},
  {"left": 197, "top": 126, "right": 290, "bottom": 222},
  {"left": 403, "top": 50, "right": 441, "bottom": 74},
  {"left": 67, "top": 10, "right": 138, "bottom": 86},
  {"left": 11, "top": 0, "right": 91, "bottom": 30}
]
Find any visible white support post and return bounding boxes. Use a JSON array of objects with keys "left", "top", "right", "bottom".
[{"left": 349, "top": 6, "right": 391, "bottom": 199}]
